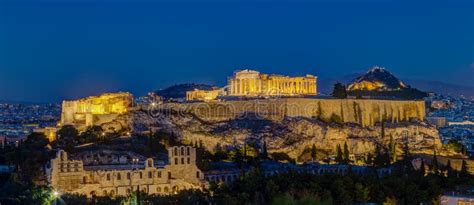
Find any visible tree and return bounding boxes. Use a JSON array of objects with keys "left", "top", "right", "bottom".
[
  {"left": 232, "top": 148, "right": 244, "bottom": 168},
  {"left": 402, "top": 135, "right": 410, "bottom": 160},
  {"left": 446, "top": 159, "right": 455, "bottom": 178},
  {"left": 261, "top": 140, "right": 268, "bottom": 160},
  {"left": 343, "top": 142, "right": 350, "bottom": 163},
  {"left": 147, "top": 130, "right": 155, "bottom": 156},
  {"left": 388, "top": 134, "right": 397, "bottom": 163},
  {"left": 79, "top": 126, "right": 102, "bottom": 144},
  {"left": 330, "top": 114, "right": 343, "bottom": 124},
  {"left": 354, "top": 183, "right": 370, "bottom": 202},
  {"left": 271, "top": 194, "right": 295, "bottom": 205},
  {"left": 460, "top": 160, "right": 469, "bottom": 178},
  {"left": 5, "top": 133, "right": 51, "bottom": 184},
  {"left": 340, "top": 104, "right": 345, "bottom": 122},
  {"left": 461, "top": 146, "right": 467, "bottom": 156},
  {"left": 57, "top": 125, "right": 79, "bottom": 152},
  {"left": 353, "top": 102, "right": 359, "bottom": 124},
  {"left": 373, "top": 146, "right": 389, "bottom": 167},
  {"left": 332, "top": 83, "right": 347, "bottom": 99},
  {"left": 444, "top": 140, "right": 465, "bottom": 154},
  {"left": 365, "top": 153, "right": 373, "bottom": 166},
  {"left": 419, "top": 160, "right": 426, "bottom": 176},
  {"left": 431, "top": 149, "right": 439, "bottom": 175},
  {"left": 311, "top": 144, "right": 317, "bottom": 162},
  {"left": 316, "top": 101, "right": 325, "bottom": 121},
  {"left": 381, "top": 120, "right": 386, "bottom": 139},
  {"left": 335, "top": 144, "right": 343, "bottom": 163}
]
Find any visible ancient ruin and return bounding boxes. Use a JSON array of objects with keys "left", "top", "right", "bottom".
[{"left": 60, "top": 92, "right": 133, "bottom": 129}]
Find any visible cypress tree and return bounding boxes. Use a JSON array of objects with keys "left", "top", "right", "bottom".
[
  {"left": 336, "top": 144, "right": 343, "bottom": 163},
  {"left": 343, "top": 142, "right": 350, "bottom": 163},
  {"left": 460, "top": 160, "right": 469, "bottom": 177},
  {"left": 446, "top": 159, "right": 455, "bottom": 178},
  {"left": 431, "top": 149, "right": 439, "bottom": 175},
  {"left": 311, "top": 144, "right": 317, "bottom": 162},
  {"left": 353, "top": 102, "right": 358, "bottom": 124},
  {"left": 389, "top": 134, "right": 397, "bottom": 163},
  {"left": 461, "top": 146, "right": 467, "bottom": 156},
  {"left": 381, "top": 120, "right": 385, "bottom": 139},
  {"left": 420, "top": 160, "right": 426, "bottom": 176},
  {"left": 402, "top": 136, "right": 410, "bottom": 159},
  {"left": 373, "top": 145, "right": 388, "bottom": 167},
  {"left": 366, "top": 153, "right": 373, "bottom": 166},
  {"left": 317, "top": 101, "right": 323, "bottom": 120},
  {"left": 340, "top": 104, "right": 345, "bottom": 122},
  {"left": 243, "top": 143, "right": 247, "bottom": 162},
  {"left": 136, "top": 185, "right": 141, "bottom": 205},
  {"left": 262, "top": 140, "right": 268, "bottom": 159},
  {"left": 332, "top": 83, "right": 347, "bottom": 99}
]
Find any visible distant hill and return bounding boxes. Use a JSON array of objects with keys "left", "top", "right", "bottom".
[
  {"left": 344, "top": 66, "right": 427, "bottom": 99},
  {"left": 319, "top": 73, "right": 474, "bottom": 99},
  {"left": 155, "top": 83, "right": 214, "bottom": 99},
  {"left": 347, "top": 66, "right": 407, "bottom": 91}
]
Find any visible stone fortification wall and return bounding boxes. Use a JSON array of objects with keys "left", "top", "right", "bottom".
[
  {"left": 159, "top": 98, "right": 425, "bottom": 127},
  {"left": 60, "top": 92, "right": 133, "bottom": 127}
]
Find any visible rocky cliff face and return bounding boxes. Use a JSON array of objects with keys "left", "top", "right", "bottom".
[
  {"left": 161, "top": 98, "right": 426, "bottom": 127},
  {"left": 130, "top": 108, "right": 441, "bottom": 160}
]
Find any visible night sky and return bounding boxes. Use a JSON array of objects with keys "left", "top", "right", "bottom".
[{"left": 1, "top": 0, "right": 473, "bottom": 102}]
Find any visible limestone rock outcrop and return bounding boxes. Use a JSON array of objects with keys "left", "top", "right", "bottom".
[
  {"left": 160, "top": 98, "right": 425, "bottom": 127},
  {"left": 130, "top": 107, "right": 441, "bottom": 160}
]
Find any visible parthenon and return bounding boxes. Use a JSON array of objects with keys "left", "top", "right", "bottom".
[{"left": 228, "top": 69, "right": 317, "bottom": 96}]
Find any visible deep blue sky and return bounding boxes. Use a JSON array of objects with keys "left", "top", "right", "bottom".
[{"left": 1, "top": 0, "right": 473, "bottom": 102}]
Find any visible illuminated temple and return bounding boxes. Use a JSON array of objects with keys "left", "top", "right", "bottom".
[
  {"left": 228, "top": 69, "right": 317, "bottom": 96},
  {"left": 60, "top": 92, "right": 133, "bottom": 127},
  {"left": 186, "top": 88, "right": 225, "bottom": 102}
]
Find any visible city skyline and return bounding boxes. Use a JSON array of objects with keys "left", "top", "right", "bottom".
[{"left": 1, "top": 0, "right": 473, "bottom": 102}]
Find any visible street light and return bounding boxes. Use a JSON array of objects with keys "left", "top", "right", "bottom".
[{"left": 52, "top": 191, "right": 60, "bottom": 205}]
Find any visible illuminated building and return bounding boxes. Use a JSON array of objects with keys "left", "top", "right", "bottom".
[
  {"left": 34, "top": 127, "right": 58, "bottom": 142},
  {"left": 228, "top": 69, "right": 317, "bottom": 96},
  {"left": 60, "top": 92, "right": 133, "bottom": 127},
  {"left": 48, "top": 146, "right": 205, "bottom": 197},
  {"left": 186, "top": 88, "right": 225, "bottom": 102}
]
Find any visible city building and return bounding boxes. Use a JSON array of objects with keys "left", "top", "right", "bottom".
[
  {"left": 427, "top": 117, "right": 448, "bottom": 128},
  {"left": 34, "top": 127, "right": 58, "bottom": 142},
  {"left": 441, "top": 194, "right": 474, "bottom": 205},
  {"left": 0, "top": 165, "right": 15, "bottom": 173},
  {"left": 48, "top": 146, "right": 205, "bottom": 197},
  {"left": 186, "top": 88, "right": 225, "bottom": 102},
  {"left": 228, "top": 69, "right": 317, "bottom": 97},
  {"left": 0, "top": 136, "right": 5, "bottom": 149}
]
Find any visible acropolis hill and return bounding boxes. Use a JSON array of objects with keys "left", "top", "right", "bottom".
[
  {"left": 60, "top": 69, "right": 427, "bottom": 128},
  {"left": 56, "top": 69, "right": 441, "bottom": 158}
]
